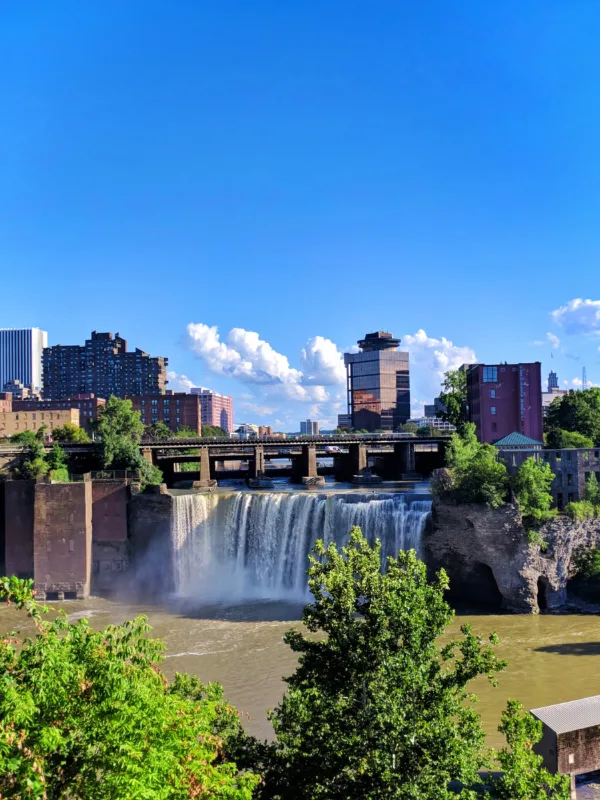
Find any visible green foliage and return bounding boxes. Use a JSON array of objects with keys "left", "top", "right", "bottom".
[
  {"left": 51, "top": 423, "right": 91, "bottom": 443},
  {"left": 573, "top": 546, "right": 600, "bottom": 579},
  {"left": 95, "top": 397, "right": 162, "bottom": 488},
  {"left": 585, "top": 471, "right": 600, "bottom": 505},
  {"left": 249, "top": 527, "right": 506, "bottom": 799},
  {"left": 11, "top": 425, "right": 47, "bottom": 446},
  {"left": 545, "top": 388, "right": 600, "bottom": 447},
  {"left": 201, "top": 426, "right": 228, "bottom": 438},
  {"left": 442, "top": 424, "right": 509, "bottom": 508},
  {"left": 45, "top": 444, "right": 70, "bottom": 482},
  {"left": 397, "top": 422, "right": 419, "bottom": 433},
  {"left": 437, "top": 369, "right": 467, "bottom": 432},
  {"left": 513, "top": 458, "right": 557, "bottom": 528},
  {"left": 547, "top": 428, "right": 594, "bottom": 449},
  {"left": 0, "top": 577, "right": 259, "bottom": 799},
  {"left": 565, "top": 500, "right": 597, "bottom": 521},
  {"left": 145, "top": 420, "right": 173, "bottom": 439},
  {"left": 484, "top": 701, "right": 570, "bottom": 799}
]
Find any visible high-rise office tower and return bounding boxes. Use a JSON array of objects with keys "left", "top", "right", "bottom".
[
  {"left": 0, "top": 328, "right": 48, "bottom": 391},
  {"left": 42, "top": 331, "right": 167, "bottom": 399},
  {"left": 343, "top": 331, "right": 410, "bottom": 431},
  {"left": 547, "top": 370, "right": 559, "bottom": 392},
  {"left": 300, "top": 419, "right": 319, "bottom": 435}
]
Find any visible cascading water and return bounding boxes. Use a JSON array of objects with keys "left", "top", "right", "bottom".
[{"left": 170, "top": 492, "right": 431, "bottom": 602}]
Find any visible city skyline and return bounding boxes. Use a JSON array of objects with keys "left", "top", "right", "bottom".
[{"left": 2, "top": 4, "right": 600, "bottom": 429}]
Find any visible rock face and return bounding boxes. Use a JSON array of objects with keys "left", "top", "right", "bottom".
[{"left": 425, "top": 500, "right": 600, "bottom": 613}]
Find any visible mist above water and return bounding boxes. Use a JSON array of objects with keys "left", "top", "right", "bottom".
[{"left": 170, "top": 491, "right": 432, "bottom": 603}]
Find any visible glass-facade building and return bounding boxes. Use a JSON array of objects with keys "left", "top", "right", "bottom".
[
  {"left": 0, "top": 328, "right": 48, "bottom": 391},
  {"left": 344, "top": 332, "right": 410, "bottom": 431}
]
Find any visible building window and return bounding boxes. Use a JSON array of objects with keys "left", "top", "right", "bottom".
[
  {"left": 567, "top": 474, "right": 573, "bottom": 486},
  {"left": 492, "top": 422, "right": 497, "bottom": 432},
  {"left": 483, "top": 366, "right": 498, "bottom": 383},
  {"left": 490, "top": 406, "right": 496, "bottom": 416},
  {"left": 489, "top": 389, "right": 496, "bottom": 398}
]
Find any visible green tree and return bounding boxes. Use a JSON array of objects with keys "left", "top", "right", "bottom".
[
  {"left": 251, "top": 527, "right": 506, "bottom": 799},
  {"left": 397, "top": 422, "right": 419, "bottom": 434},
  {"left": 513, "top": 457, "right": 557, "bottom": 527},
  {"left": 545, "top": 389, "right": 600, "bottom": 446},
  {"left": 585, "top": 471, "right": 600, "bottom": 505},
  {"left": 12, "top": 426, "right": 50, "bottom": 479},
  {"left": 201, "top": 425, "right": 228, "bottom": 438},
  {"left": 145, "top": 420, "right": 173, "bottom": 439},
  {"left": 547, "top": 429, "right": 594, "bottom": 449},
  {"left": 51, "top": 422, "right": 91, "bottom": 443},
  {"left": 485, "top": 701, "right": 570, "bottom": 799},
  {"left": 437, "top": 369, "right": 468, "bottom": 432},
  {"left": 95, "top": 397, "right": 162, "bottom": 487},
  {"left": 0, "top": 577, "right": 259, "bottom": 799},
  {"left": 443, "top": 424, "right": 509, "bottom": 508}
]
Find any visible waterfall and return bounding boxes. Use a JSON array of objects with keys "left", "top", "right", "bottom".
[{"left": 170, "top": 492, "right": 431, "bottom": 602}]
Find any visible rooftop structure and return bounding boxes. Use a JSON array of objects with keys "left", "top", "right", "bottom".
[
  {"left": 344, "top": 331, "right": 410, "bottom": 431},
  {"left": 43, "top": 331, "right": 168, "bottom": 400}
]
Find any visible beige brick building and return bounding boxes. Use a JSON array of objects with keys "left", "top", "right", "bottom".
[{"left": 0, "top": 409, "right": 80, "bottom": 439}]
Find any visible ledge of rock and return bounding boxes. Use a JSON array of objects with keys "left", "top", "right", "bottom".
[{"left": 424, "top": 499, "right": 600, "bottom": 613}]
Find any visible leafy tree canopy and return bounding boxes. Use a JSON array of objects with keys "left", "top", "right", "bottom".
[
  {"left": 201, "top": 426, "right": 228, "bottom": 438},
  {"left": 238, "top": 528, "right": 567, "bottom": 799},
  {"left": 0, "top": 577, "right": 259, "bottom": 799},
  {"left": 144, "top": 420, "right": 173, "bottom": 439},
  {"left": 513, "top": 457, "right": 557, "bottom": 527},
  {"left": 95, "top": 397, "right": 162, "bottom": 487},
  {"left": 437, "top": 369, "right": 468, "bottom": 432},
  {"left": 51, "top": 422, "right": 91, "bottom": 444},
  {"left": 397, "top": 422, "right": 419, "bottom": 433},
  {"left": 545, "top": 389, "right": 600, "bottom": 446},
  {"left": 546, "top": 429, "right": 594, "bottom": 449},
  {"left": 442, "top": 424, "right": 509, "bottom": 508}
]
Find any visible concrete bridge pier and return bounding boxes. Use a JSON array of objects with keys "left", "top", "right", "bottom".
[
  {"left": 192, "top": 447, "right": 217, "bottom": 490},
  {"left": 349, "top": 443, "right": 381, "bottom": 485},
  {"left": 395, "top": 442, "right": 416, "bottom": 478},
  {"left": 290, "top": 445, "right": 325, "bottom": 487}
]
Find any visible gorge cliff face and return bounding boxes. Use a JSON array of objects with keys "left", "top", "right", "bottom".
[{"left": 425, "top": 500, "right": 600, "bottom": 612}]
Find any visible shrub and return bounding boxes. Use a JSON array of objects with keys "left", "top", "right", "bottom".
[
  {"left": 565, "top": 500, "right": 597, "bottom": 521},
  {"left": 513, "top": 457, "right": 557, "bottom": 528}
]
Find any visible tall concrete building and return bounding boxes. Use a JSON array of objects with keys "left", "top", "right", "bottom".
[
  {"left": 344, "top": 331, "right": 410, "bottom": 431},
  {"left": 42, "top": 331, "right": 168, "bottom": 400},
  {"left": 300, "top": 419, "right": 319, "bottom": 435},
  {"left": 465, "top": 362, "right": 543, "bottom": 444},
  {"left": 190, "top": 387, "right": 233, "bottom": 433},
  {"left": 0, "top": 328, "right": 48, "bottom": 391}
]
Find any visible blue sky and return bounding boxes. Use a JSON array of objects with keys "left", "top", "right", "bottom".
[{"left": 2, "top": 1, "right": 600, "bottom": 429}]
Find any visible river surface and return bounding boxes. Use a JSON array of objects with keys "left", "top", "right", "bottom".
[{"left": 2, "top": 596, "right": 599, "bottom": 749}]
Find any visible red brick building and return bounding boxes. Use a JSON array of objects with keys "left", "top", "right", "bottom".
[
  {"left": 130, "top": 392, "right": 201, "bottom": 434},
  {"left": 465, "top": 362, "right": 543, "bottom": 444},
  {"left": 12, "top": 394, "right": 105, "bottom": 433}
]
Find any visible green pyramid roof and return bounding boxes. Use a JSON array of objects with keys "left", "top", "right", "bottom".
[{"left": 493, "top": 432, "right": 544, "bottom": 447}]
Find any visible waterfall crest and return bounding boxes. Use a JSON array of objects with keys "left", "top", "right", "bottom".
[{"left": 170, "top": 492, "right": 431, "bottom": 602}]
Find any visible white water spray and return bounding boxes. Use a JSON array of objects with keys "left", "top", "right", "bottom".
[{"left": 170, "top": 492, "right": 431, "bottom": 602}]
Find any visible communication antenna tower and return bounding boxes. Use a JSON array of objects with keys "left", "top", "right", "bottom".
[{"left": 583, "top": 366, "right": 588, "bottom": 390}]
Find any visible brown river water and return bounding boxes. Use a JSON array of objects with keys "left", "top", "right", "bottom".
[{"left": 2, "top": 595, "right": 599, "bottom": 750}]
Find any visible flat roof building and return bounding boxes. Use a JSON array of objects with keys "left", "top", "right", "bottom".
[
  {"left": 0, "top": 328, "right": 48, "bottom": 392},
  {"left": 43, "top": 331, "right": 168, "bottom": 400},
  {"left": 344, "top": 331, "right": 410, "bottom": 432},
  {"left": 0, "top": 408, "right": 80, "bottom": 439},
  {"left": 130, "top": 392, "right": 201, "bottom": 435},
  {"left": 190, "top": 387, "right": 233, "bottom": 433},
  {"left": 12, "top": 394, "right": 105, "bottom": 433},
  {"left": 300, "top": 419, "right": 320, "bottom": 435},
  {"left": 465, "top": 362, "right": 543, "bottom": 444}
]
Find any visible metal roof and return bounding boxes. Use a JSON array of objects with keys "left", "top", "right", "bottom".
[
  {"left": 493, "top": 432, "right": 544, "bottom": 447},
  {"left": 531, "top": 695, "right": 600, "bottom": 734}
]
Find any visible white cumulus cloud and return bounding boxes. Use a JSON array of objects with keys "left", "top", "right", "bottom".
[
  {"left": 167, "top": 370, "right": 195, "bottom": 392},
  {"left": 185, "top": 322, "right": 332, "bottom": 403},
  {"left": 551, "top": 298, "right": 600, "bottom": 335},
  {"left": 402, "top": 329, "right": 476, "bottom": 399},
  {"left": 533, "top": 332, "right": 560, "bottom": 349},
  {"left": 300, "top": 336, "right": 346, "bottom": 385}
]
